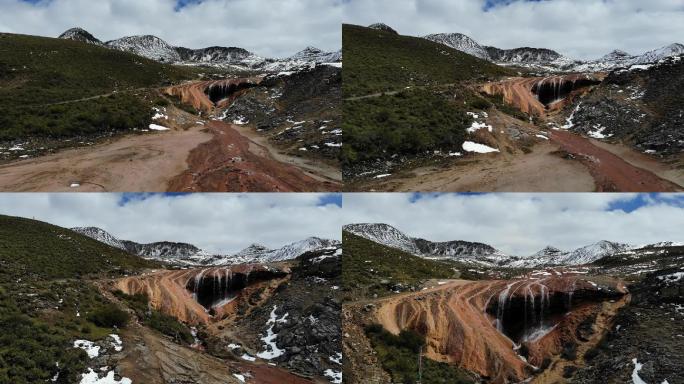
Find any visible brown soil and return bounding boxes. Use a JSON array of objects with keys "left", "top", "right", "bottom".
[
  {"left": 167, "top": 120, "right": 340, "bottom": 192},
  {"left": 0, "top": 125, "right": 211, "bottom": 192},
  {"left": 550, "top": 130, "right": 683, "bottom": 192}
]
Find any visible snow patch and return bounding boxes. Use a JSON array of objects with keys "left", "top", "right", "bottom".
[
  {"left": 256, "top": 305, "right": 289, "bottom": 360},
  {"left": 79, "top": 369, "right": 131, "bottom": 384},
  {"left": 631, "top": 358, "right": 647, "bottom": 384},
  {"left": 462, "top": 141, "right": 499, "bottom": 154},
  {"left": 323, "top": 369, "right": 342, "bottom": 384},
  {"left": 74, "top": 340, "right": 100, "bottom": 359},
  {"left": 148, "top": 124, "right": 170, "bottom": 131}
]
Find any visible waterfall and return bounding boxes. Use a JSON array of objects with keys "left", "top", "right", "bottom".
[{"left": 497, "top": 283, "right": 515, "bottom": 331}]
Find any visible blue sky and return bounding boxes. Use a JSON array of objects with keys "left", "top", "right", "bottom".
[
  {"left": 343, "top": 0, "right": 684, "bottom": 59},
  {"left": 342, "top": 193, "right": 684, "bottom": 255}
]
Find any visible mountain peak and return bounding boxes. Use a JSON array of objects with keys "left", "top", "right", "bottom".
[
  {"left": 105, "top": 34, "right": 181, "bottom": 62},
  {"left": 58, "top": 27, "right": 102, "bottom": 45},
  {"left": 424, "top": 32, "right": 490, "bottom": 60},
  {"left": 368, "top": 23, "right": 398, "bottom": 35}
]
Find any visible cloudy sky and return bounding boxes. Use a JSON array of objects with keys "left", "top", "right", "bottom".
[
  {"left": 0, "top": 0, "right": 342, "bottom": 57},
  {"left": 343, "top": 193, "right": 684, "bottom": 255},
  {"left": 0, "top": 193, "right": 343, "bottom": 254},
  {"left": 343, "top": 0, "right": 684, "bottom": 59}
]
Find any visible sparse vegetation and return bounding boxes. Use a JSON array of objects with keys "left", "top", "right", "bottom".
[
  {"left": 342, "top": 24, "right": 512, "bottom": 97},
  {"left": 364, "top": 323, "right": 475, "bottom": 384},
  {"left": 0, "top": 33, "right": 192, "bottom": 141},
  {"left": 342, "top": 232, "right": 459, "bottom": 300},
  {"left": 343, "top": 90, "right": 471, "bottom": 165},
  {"left": 0, "top": 215, "right": 159, "bottom": 383}
]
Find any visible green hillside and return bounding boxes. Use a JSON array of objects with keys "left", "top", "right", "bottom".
[
  {"left": 342, "top": 24, "right": 512, "bottom": 97},
  {"left": 0, "top": 33, "right": 192, "bottom": 141},
  {"left": 0, "top": 215, "right": 158, "bottom": 383},
  {"left": 342, "top": 231, "right": 459, "bottom": 300}
]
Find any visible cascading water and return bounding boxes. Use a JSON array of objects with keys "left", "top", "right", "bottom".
[
  {"left": 186, "top": 267, "right": 287, "bottom": 314},
  {"left": 204, "top": 81, "right": 256, "bottom": 105},
  {"left": 531, "top": 76, "right": 601, "bottom": 108}
]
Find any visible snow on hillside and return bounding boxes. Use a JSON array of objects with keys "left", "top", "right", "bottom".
[
  {"left": 345, "top": 223, "right": 681, "bottom": 268},
  {"left": 73, "top": 226, "right": 338, "bottom": 266},
  {"left": 105, "top": 35, "right": 181, "bottom": 62},
  {"left": 423, "top": 33, "right": 490, "bottom": 60},
  {"left": 71, "top": 227, "right": 126, "bottom": 250}
]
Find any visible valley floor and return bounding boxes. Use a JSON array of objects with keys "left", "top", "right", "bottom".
[
  {"left": 0, "top": 108, "right": 340, "bottom": 193},
  {"left": 347, "top": 108, "right": 684, "bottom": 192}
]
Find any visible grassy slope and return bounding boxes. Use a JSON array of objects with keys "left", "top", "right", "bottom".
[
  {"left": 342, "top": 24, "right": 512, "bottom": 97},
  {"left": 0, "top": 33, "right": 192, "bottom": 140},
  {"left": 342, "top": 231, "right": 459, "bottom": 300},
  {"left": 342, "top": 24, "right": 512, "bottom": 166},
  {"left": 0, "top": 215, "right": 158, "bottom": 383}
]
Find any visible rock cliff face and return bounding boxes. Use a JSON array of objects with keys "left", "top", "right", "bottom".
[
  {"left": 165, "top": 78, "right": 260, "bottom": 112},
  {"left": 373, "top": 276, "right": 627, "bottom": 383},
  {"left": 482, "top": 74, "right": 603, "bottom": 116},
  {"left": 115, "top": 265, "right": 289, "bottom": 324}
]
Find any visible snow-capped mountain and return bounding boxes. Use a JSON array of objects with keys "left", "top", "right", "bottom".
[
  {"left": 105, "top": 35, "right": 182, "bottom": 62},
  {"left": 71, "top": 227, "right": 127, "bottom": 250},
  {"left": 345, "top": 223, "right": 681, "bottom": 268},
  {"left": 175, "top": 46, "right": 256, "bottom": 63},
  {"left": 368, "top": 23, "right": 398, "bottom": 35},
  {"left": 72, "top": 226, "right": 339, "bottom": 265},
  {"left": 485, "top": 46, "right": 564, "bottom": 64},
  {"left": 343, "top": 223, "right": 421, "bottom": 255},
  {"left": 631, "top": 43, "right": 684, "bottom": 65},
  {"left": 423, "top": 33, "right": 490, "bottom": 60},
  {"left": 560, "top": 240, "right": 632, "bottom": 265},
  {"left": 57, "top": 28, "right": 341, "bottom": 71},
  {"left": 289, "top": 47, "right": 342, "bottom": 64},
  {"left": 58, "top": 27, "right": 102, "bottom": 45},
  {"left": 419, "top": 29, "right": 683, "bottom": 73},
  {"left": 344, "top": 223, "right": 507, "bottom": 265}
]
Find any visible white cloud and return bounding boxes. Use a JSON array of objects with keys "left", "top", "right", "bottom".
[
  {"left": 0, "top": 193, "right": 342, "bottom": 254},
  {"left": 0, "top": 0, "right": 342, "bottom": 57},
  {"left": 342, "top": 193, "right": 684, "bottom": 255},
  {"left": 343, "top": 0, "right": 684, "bottom": 59}
]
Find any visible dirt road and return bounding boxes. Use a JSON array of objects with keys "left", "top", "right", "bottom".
[
  {"left": 0, "top": 126, "right": 211, "bottom": 192},
  {"left": 550, "top": 130, "right": 683, "bottom": 192},
  {"left": 168, "top": 120, "right": 340, "bottom": 192}
]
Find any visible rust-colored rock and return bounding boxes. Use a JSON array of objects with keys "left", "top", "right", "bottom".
[
  {"left": 115, "top": 265, "right": 290, "bottom": 324},
  {"left": 373, "top": 276, "right": 627, "bottom": 383},
  {"left": 482, "top": 74, "right": 603, "bottom": 116},
  {"left": 165, "top": 78, "right": 261, "bottom": 113}
]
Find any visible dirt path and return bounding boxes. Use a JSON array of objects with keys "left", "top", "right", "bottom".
[
  {"left": 0, "top": 126, "right": 211, "bottom": 192},
  {"left": 550, "top": 130, "right": 683, "bottom": 192},
  {"left": 231, "top": 123, "right": 341, "bottom": 183},
  {"left": 167, "top": 120, "right": 340, "bottom": 192},
  {"left": 353, "top": 140, "right": 595, "bottom": 192}
]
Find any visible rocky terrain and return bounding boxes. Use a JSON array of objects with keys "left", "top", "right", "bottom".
[
  {"left": 565, "top": 55, "right": 684, "bottom": 156},
  {"left": 58, "top": 27, "right": 342, "bottom": 72},
  {"left": 72, "top": 226, "right": 341, "bottom": 266},
  {"left": 342, "top": 224, "right": 684, "bottom": 384}
]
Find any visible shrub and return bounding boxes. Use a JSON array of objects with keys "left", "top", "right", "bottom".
[{"left": 87, "top": 305, "right": 129, "bottom": 328}]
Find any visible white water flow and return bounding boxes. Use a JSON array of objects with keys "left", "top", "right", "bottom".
[
  {"left": 497, "top": 283, "right": 516, "bottom": 331},
  {"left": 192, "top": 269, "right": 208, "bottom": 300}
]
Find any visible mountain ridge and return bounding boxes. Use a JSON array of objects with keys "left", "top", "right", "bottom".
[
  {"left": 71, "top": 226, "right": 339, "bottom": 265},
  {"left": 57, "top": 27, "right": 341, "bottom": 70},
  {"left": 344, "top": 222, "right": 681, "bottom": 268}
]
